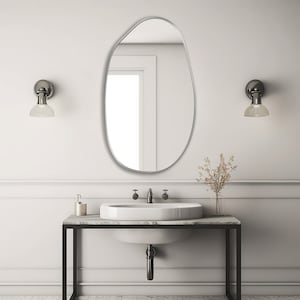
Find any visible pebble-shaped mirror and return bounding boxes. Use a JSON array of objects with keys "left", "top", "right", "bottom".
[{"left": 104, "top": 18, "right": 195, "bottom": 172}]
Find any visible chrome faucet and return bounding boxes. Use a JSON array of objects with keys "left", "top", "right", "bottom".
[{"left": 147, "top": 188, "right": 153, "bottom": 203}]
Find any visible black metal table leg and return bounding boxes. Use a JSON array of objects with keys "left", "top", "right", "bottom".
[
  {"left": 73, "top": 228, "right": 78, "bottom": 297},
  {"left": 226, "top": 229, "right": 231, "bottom": 297},
  {"left": 236, "top": 226, "right": 241, "bottom": 300},
  {"left": 62, "top": 226, "right": 67, "bottom": 300}
]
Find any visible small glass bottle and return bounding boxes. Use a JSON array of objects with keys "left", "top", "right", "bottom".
[{"left": 74, "top": 194, "right": 87, "bottom": 216}]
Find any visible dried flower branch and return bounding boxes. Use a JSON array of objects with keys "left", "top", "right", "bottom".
[{"left": 196, "top": 154, "right": 237, "bottom": 200}]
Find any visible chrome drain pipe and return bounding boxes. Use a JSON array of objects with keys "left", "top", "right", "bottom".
[{"left": 146, "top": 244, "right": 156, "bottom": 280}]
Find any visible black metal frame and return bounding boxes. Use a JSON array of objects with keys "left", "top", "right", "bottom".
[{"left": 62, "top": 223, "right": 241, "bottom": 300}]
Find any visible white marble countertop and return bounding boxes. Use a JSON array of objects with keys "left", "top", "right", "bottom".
[{"left": 63, "top": 214, "right": 241, "bottom": 225}]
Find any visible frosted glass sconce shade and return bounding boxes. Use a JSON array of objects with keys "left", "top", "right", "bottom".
[
  {"left": 244, "top": 79, "right": 269, "bottom": 117},
  {"left": 30, "top": 104, "right": 54, "bottom": 117},
  {"left": 244, "top": 104, "right": 269, "bottom": 117},
  {"left": 30, "top": 80, "right": 55, "bottom": 117}
]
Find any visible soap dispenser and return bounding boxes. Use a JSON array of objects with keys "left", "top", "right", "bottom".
[{"left": 74, "top": 194, "right": 87, "bottom": 216}]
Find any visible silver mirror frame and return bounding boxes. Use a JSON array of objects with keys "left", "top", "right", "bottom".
[{"left": 102, "top": 16, "right": 197, "bottom": 173}]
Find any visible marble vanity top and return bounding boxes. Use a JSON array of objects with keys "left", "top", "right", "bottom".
[{"left": 63, "top": 214, "right": 240, "bottom": 225}]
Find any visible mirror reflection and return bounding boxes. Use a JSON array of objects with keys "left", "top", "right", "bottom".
[{"left": 105, "top": 18, "right": 195, "bottom": 172}]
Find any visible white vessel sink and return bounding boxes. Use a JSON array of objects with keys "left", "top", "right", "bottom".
[
  {"left": 100, "top": 202, "right": 203, "bottom": 244},
  {"left": 100, "top": 202, "right": 203, "bottom": 221}
]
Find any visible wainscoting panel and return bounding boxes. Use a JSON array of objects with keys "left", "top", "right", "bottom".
[{"left": 0, "top": 181, "right": 299, "bottom": 295}]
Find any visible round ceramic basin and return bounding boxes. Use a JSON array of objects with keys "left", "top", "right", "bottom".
[
  {"left": 100, "top": 202, "right": 203, "bottom": 221},
  {"left": 100, "top": 202, "right": 203, "bottom": 244}
]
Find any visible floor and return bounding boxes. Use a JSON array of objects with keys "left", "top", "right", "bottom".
[{"left": 0, "top": 296, "right": 299, "bottom": 300}]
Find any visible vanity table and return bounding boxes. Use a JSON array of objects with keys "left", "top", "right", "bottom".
[{"left": 62, "top": 215, "right": 241, "bottom": 300}]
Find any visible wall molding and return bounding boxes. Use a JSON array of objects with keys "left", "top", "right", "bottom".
[
  {"left": 2, "top": 266, "right": 300, "bottom": 282},
  {"left": 0, "top": 179, "right": 300, "bottom": 184},
  {"left": 1, "top": 281, "right": 300, "bottom": 286},
  {"left": 1, "top": 281, "right": 300, "bottom": 297},
  {"left": 0, "top": 196, "right": 300, "bottom": 200},
  {"left": 1, "top": 267, "right": 300, "bottom": 295},
  {"left": 0, "top": 180, "right": 299, "bottom": 199}
]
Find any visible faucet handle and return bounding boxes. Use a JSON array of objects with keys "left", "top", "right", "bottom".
[
  {"left": 132, "top": 189, "right": 139, "bottom": 200},
  {"left": 162, "top": 189, "right": 168, "bottom": 200}
]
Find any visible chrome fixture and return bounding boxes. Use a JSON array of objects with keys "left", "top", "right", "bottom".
[
  {"left": 147, "top": 188, "right": 153, "bottom": 204},
  {"left": 146, "top": 244, "right": 156, "bottom": 280},
  {"left": 132, "top": 189, "right": 139, "bottom": 200},
  {"left": 162, "top": 189, "right": 168, "bottom": 200},
  {"left": 244, "top": 79, "right": 269, "bottom": 117},
  {"left": 132, "top": 188, "right": 170, "bottom": 203},
  {"left": 30, "top": 80, "right": 55, "bottom": 117}
]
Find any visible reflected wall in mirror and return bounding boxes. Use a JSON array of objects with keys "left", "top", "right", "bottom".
[{"left": 104, "top": 18, "right": 195, "bottom": 172}]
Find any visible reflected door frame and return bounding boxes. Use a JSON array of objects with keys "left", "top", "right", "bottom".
[{"left": 108, "top": 55, "right": 157, "bottom": 171}]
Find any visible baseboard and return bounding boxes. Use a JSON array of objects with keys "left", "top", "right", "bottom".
[{"left": 0, "top": 282, "right": 300, "bottom": 296}]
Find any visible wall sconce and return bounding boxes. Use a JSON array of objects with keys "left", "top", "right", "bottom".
[
  {"left": 30, "top": 80, "right": 55, "bottom": 117},
  {"left": 244, "top": 79, "right": 269, "bottom": 117}
]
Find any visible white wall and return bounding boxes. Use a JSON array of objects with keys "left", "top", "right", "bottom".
[{"left": 0, "top": 0, "right": 300, "bottom": 296}]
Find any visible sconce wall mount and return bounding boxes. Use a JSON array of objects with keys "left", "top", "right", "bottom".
[
  {"left": 34, "top": 80, "right": 54, "bottom": 100},
  {"left": 245, "top": 79, "right": 264, "bottom": 104}
]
